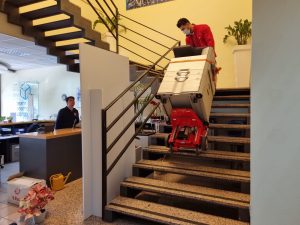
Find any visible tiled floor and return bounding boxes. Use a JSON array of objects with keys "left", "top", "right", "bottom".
[
  {"left": 0, "top": 163, "right": 154, "bottom": 225},
  {"left": 0, "top": 162, "right": 20, "bottom": 225}
]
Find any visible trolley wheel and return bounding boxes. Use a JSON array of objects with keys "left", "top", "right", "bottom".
[
  {"left": 201, "top": 136, "right": 208, "bottom": 151},
  {"left": 196, "top": 145, "right": 200, "bottom": 156},
  {"left": 170, "top": 143, "right": 174, "bottom": 155}
]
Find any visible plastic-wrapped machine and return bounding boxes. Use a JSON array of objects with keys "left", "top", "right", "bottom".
[{"left": 157, "top": 47, "right": 216, "bottom": 123}]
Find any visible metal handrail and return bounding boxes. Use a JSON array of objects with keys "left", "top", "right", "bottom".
[
  {"left": 94, "top": 0, "right": 117, "bottom": 32},
  {"left": 106, "top": 94, "right": 156, "bottom": 153},
  {"left": 107, "top": 76, "right": 160, "bottom": 132},
  {"left": 119, "top": 25, "right": 171, "bottom": 49},
  {"left": 120, "top": 13, "right": 178, "bottom": 42},
  {"left": 86, "top": 0, "right": 116, "bottom": 39},
  {"left": 104, "top": 41, "right": 179, "bottom": 111},
  {"left": 119, "top": 45, "right": 165, "bottom": 69},
  {"left": 106, "top": 103, "right": 160, "bottom": 175},
  {"left": 119, "top": 34, "right": 171, "bottom": 61},
  {"left": 102, "top": 0, "right": 116, "bottom": 18}
]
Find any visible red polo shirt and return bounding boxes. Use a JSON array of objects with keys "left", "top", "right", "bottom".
[{"left": 186, "top": 24, "right": 215, "bottom": 49}]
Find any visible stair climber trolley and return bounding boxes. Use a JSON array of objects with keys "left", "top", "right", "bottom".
[{"left": 156, "top": 46, "right": 216, "bottom": 155}]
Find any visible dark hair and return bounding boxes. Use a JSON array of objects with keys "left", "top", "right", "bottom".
[
  {"left": 177, "top": 18, "right": 190, "bottom": 28},
  {"left": 65, "top": 96, "right": 75, "bottom": 103}
]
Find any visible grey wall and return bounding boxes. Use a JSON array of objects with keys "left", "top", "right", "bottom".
[{"left": 252, "top": 1, "right": 300, "bottom": 224}]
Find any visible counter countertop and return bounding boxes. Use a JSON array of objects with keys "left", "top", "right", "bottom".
[
  {"left": 0, "top": 120, "right": 55, "bottom": 127},
  {"left": 19, "top": 128, "right": 81, "bottom": 140}
]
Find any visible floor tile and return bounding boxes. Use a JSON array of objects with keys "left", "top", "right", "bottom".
[
  {"left": 0, "top": 217, "right": 15, "bottom": 225},
  {"left": 0, "top": 192, "right": 8, "bottom": 203},
  {"left": 0, "top": 205, "right": 18, "bottom": 217},
  {"left": 5, "top": 212, "right": 21, "bottom": 223}
]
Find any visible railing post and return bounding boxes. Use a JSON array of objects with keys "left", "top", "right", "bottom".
[
  {"left": 116, "top": 8, "right": 119, "bottom": 53},
  {"left": 101, "top": 109, "right": 107, "bottom": 217}
]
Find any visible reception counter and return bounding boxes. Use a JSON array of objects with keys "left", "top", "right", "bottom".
[{"left": 19, "top": 128, "right": 82, "bottom": 184}]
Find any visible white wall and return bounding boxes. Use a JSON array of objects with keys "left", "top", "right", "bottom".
[
  {"left": 80, "top": 43, "right": 135, "bottom": 218},
  {"left": 1, "top": 65, "right": 80, "bottom": 120},
  {"left": 252, "top": 1, "right": 300, "bottom": 224}
]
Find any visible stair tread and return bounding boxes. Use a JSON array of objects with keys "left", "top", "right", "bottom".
[
  {"left": 212, "top": 103, "right": 250, "bottom": 108},
  {"left": 146, "top": 145, "right": 250, "bottom": 162},
  {"left": 214, "top": 95, "right": 250, "bottom": 100},
  {"left": 210, "top": 113, "right": 250, "bottom": 118},
  {"left": 106, "top": 196, "right": 249, "bottom": 225},
  {"left": 123, "top": 176, "right": 250, "bottom": 208},
  {"left": 134, "top": 160, "right": 250, "bottom": 183},
  {"left": 209, "top": 124, "right": 250, "bottom": 129},
  {"left": 207, "top": 136, "right": 250, "bottom": 144}
]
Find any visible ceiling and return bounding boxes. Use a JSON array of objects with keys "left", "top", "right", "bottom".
[{"left": 0, "top": 33, "right": 59, "bottom": 71}]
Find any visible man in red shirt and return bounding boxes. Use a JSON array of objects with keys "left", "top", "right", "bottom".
[{"left": 177, "top": 18, "right": 221, "bottom": 85}]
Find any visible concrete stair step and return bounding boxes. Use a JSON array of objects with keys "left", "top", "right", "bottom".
[
  {"left": 145, "top": 145, "right": 250, "bottom": 162},
  {"left": 105, "top": 196, "right": 249, "bottom": 225},
  {"left": 209, "top": 124, "right": 250, "bottom": 130},
  {"left": 210, "top": 113, "right": 250, "bottom": 118},
  {"left": 121, "top": 176, "right": 250, "bottom": 209},
  {"left": 207, "top": 136, "right": 250, "bottom": 145},
  {"left": 214, "top": 95, "right": 251, "bottom": 101},
  {"left": 212, "top": 104, "right": 250, "bottom": 108},
  {"left": 133, "top": 160, "right": 250, "bottom": 183}
]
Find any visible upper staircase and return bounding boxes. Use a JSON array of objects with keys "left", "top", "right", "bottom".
[
  {"left": 105, "top": 88, "right": 251, "bottom": 225},
  {"left": 1, "top": 0, "right": 110, "bottom": 72}
]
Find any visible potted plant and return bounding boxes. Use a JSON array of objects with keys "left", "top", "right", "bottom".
[
  {"left": 0, "top": 116, "right": 6, "bottom": 123},
  {"left": 93, "top": 14, "right": 127, "bottom": 52},
  {"left": 18, "top": 183, "right": 54, "bottom": 224},
  {"left": 224, "top": 19, "right": 252, "bottom": 88},
  {"left": 6, "top": 116, "right": 13, "bottom": 123}
]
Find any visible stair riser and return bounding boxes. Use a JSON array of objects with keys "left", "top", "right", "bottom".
[
  {"left": 143, "top": 150, "right": 250, "bottom": 164},
  {"left": 45, "top": 30, "right": 85, "bottom": 42},
  {"left": 133, "top": 167, "right": 250, "bottom": 184},
  {"left": 21, "top": 5, "right": 61, "bottom": 20}
]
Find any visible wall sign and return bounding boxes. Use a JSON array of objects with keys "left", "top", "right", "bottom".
[{"left": 126, "top": 0, "right": 173, "bottom": 10}]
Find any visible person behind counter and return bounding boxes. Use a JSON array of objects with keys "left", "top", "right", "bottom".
[{"left": 55, "top": 96, "right": 79, "bottom": 130}]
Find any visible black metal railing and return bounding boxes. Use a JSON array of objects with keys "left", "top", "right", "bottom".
[{"left": 83, "top": 0, "right": 181, "bottom": 217}]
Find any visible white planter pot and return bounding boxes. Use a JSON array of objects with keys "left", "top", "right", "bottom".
[
  {"left": 233, "top": 45, "right": 252, "bottom": 88},
  {"left": 103, "top": 32, "right": 116, "bottom": 52}
]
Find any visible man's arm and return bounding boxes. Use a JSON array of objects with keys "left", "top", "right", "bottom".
[
  {"left": 186, "top": 36, "right": 192, "bottom": 46},
  {"left": 55, "top": 109, "right": 63, "bottom": 129},
  {"left": 203, "top": 25, "right": 215, "bottom": 48}
]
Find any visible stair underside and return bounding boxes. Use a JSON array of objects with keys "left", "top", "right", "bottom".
[
  {"left": 134, "top": 160, "right": 250, "bottom": 183},
  {"left": 106, "top": 196, "right": 249, "bottom": 225},
  {"left": 145, "top": 145, "right": 250, "bottom": 162},
  {"left": 122, "top": 176, "right": 250, "bottom": 209},
  {"left": 207, "top": 136, "right": 250, "bottom": 144}
]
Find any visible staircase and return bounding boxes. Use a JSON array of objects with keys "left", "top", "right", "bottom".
[
  {"left": 0, "top": 0, "right": 114, "bottom": 72},
  {"left": 1, "top": 0, "right": 167, "bottom": 76},
  {"left": 104, "top": 88, "right": 251, "bottom": 225}
]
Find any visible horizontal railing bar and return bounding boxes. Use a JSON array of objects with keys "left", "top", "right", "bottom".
[
  {"left": 86, "top": 0, "right": 116, "bottom": 39},
  {"left": 107, "top": 76, "right": 159, "bottom": 132},
  {"left": 106, "top": 94, "right": 156, "bottom": 153},
  {"left": 119, "top": 45, "right": 165, "bottom": 69},
  {"left": 94, "top": 0, "right": 117, "bottom": 32},
  {"left": 119, "top": 34, "right": 171, "bottom": 61},
  {"left": 109, "top": 0, "right": 118, "bottom": 10},
  {"left": 106, "top": 103, "right": 160, "bottom": 176},
  {"left": 104, "top": 41, "right": 179, "bottom": 111},
  {"left": 120, "top": 13, "right": 179, "bottom": 42},
  {"left": 102, "top": 0, "right": 116, "bottom": 18},
  {"left": 119, "top": 25, "right": 170, "bottom": 49}
]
